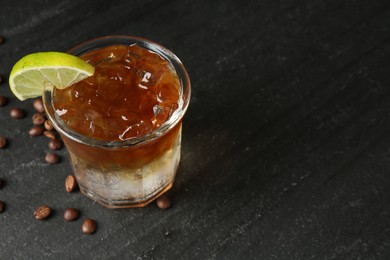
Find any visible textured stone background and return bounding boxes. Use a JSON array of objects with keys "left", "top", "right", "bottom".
[{"left": 0, "top": 0, "right": 390, "bottom": 259}]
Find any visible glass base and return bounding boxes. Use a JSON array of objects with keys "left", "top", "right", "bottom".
[
  {"left": 79, "top": 182, "right": 173, "bottom": 208},
  {"left": 69, "top": 128, "right": 181, "bottom": 209}
]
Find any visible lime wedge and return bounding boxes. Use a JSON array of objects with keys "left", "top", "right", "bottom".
[{"left": 9, "top": 52, "right": 95, "bottom": 101}]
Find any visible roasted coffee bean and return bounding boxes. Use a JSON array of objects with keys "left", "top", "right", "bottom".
[
  {"left": 0, "top": 36, "right": 4, "bottom": 45},
  {"left": 82, "top": 218, "right": 96, "bottom": 234},
  {"left": 10, "top": 108, "right": 25, "bottom": 119},
  {"left": 44, "top": 120, "right": 54, "bottom": 130},
  {"left": 43, "top": 130, "right": 56, "bottom": 139},
  {"left": 0, "top": 96, "right": 8, "bottom": 107},
  {"left": 65, "top": 175, "right": 77, "bottom": 192},
  {"left": 33, "top": 98, "right": 45, "bottom": 113},
  {"left": 34, "top": 205, "right": 51, "bottom": 220},
  {"left": 64, "top": 208, "right": 79, "bottom": 221},
  {"left": 32, "top": 113, "right": 46, "bottom": 125},
  {"left": 48, "top": 139, "right": 63, "bottom": 150},
  {"left": 0, "top": 136, "right": 6, "bottom": 149},
  {"left": 0, "top": 201, "right": 5, "bottom": 213},
  {"left": 156, "top": 195, "right": 172, "bottom": 209},
  {"left": 45, "top": 153, "right": 60, "bottom": 164},
  {"left": 29, "top": 125, "right": 44, "bottom": 136}
]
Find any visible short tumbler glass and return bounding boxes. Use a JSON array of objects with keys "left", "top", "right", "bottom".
[{"left": 43, "top": 36, "right": 191, "bottom": 208}]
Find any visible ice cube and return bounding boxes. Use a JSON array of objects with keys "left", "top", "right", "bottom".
[
  {"left": 118, "top": 119, "right": 152, "bottom": 140},
  {"left": 153, "top": 104, "right": 163, "bottom": 116},
  {"left": 138, "top": 90, "right": 158, "bottom": 111}
]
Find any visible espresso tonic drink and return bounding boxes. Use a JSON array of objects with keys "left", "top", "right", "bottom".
[{"left": 43, "top": 36, "right": 191, "bottom": 208}]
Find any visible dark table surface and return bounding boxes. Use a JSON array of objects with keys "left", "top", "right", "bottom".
[{"left": 1, "top": 0, "right": 390, "bottom": 259}]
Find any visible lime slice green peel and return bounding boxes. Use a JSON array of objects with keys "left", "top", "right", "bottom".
[{"left": 9, "top": 52, "right": 95, "bottom": 101}]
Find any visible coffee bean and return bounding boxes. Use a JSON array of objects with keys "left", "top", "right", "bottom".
[
  {"left": 44, "top": 120, "right": 54, "bottom": 131},
  {"left": 29, "top": 125, "right": 44, "bottom": 136},
  {"left": 0, "top": 96, "right": 7, "bottom": 107},
  {"left": 64, "top": 208, "right": 79, "bottom": 221},
  {"left": 0, "top": 136, "right": 6, "bottom": 149},
  {"left": 0, "top": 201, "right": 5, "bottom": 213},
  {"left": 0, "top": 36, "right": 4, "bottom": 45},
  {"left": 48, "top": 139, "right": 63, "bottom": 150},
  {"left": 45, "top": 153, "right": 60, "bottom": 164},
  {"left": 34, "top": 205, "right": 51, "bottom": 220},
  {"left": 156, "top": 194, "right": 172, "bottom": 209},
  {"left": 65, "top": 175, "right": 77, "bottom": 192},
  {"left": 82, "top": 218, "right": 96, "bottom": 234},
  {"left": 10, "top": 108, "right": 25, "bottom": 119},
  {"left": 43, "top": 130, "right": 56, "bottom": 139},
  {"left": 32, "top": 113, "right": 46, "bottom": 125},
  {"left": 33, "top": 98, "right": 45, "bottom": 113}
]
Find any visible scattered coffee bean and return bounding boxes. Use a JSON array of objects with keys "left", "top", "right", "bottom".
[
  {"left": 45, "top": 153, "right": 60, "bottom": 164},
  {"left": 65, "top": 175, "right": 77, "bottom": 192},
  {"left": 0, "top": 136, "right": 6, "bottom": 149},
  {"left": 0, "top": 201, "right": 5, "bottom": 213},
  {"left": 82, "top": 218, "right": 97, "bottom": 234},
  {"left": 34, "top": 205, "right": 51, "bottom": 220},
  {"left": 48, "top": 139, "right": 63, "bottom": 150},
  {"left": 0, "top": 96, "right": 8, "bottom": 107},
  {"left": 29, "top": 125, "right": 44, "bottom": 136},
  {"left": 43, "top": 130, "right": 56, "bottom": 139},
  {"left": 64, "top": 208, "right": 79, "bottom": 221},
  {"left": 156, "top": 194, "right": 172, "bottom": 209},
  {"left": 33, "top": 97, "right": 45, "bottom": 113},
  {"left": 0, "top": 36, "right": 4, "bottom": 45},
  {"left": 32, "top": 113, "right": 46, "bottom": 125},
  {"left": 44, "top": 119, "right": 54, "bottom": 131},
  {"left": 10, "top": 108, "right": 25, "bottom": 119}
]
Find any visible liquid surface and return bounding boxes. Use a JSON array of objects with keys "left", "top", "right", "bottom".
[{"left": 53, "top": 45, "right": 180, "bottom": 141}]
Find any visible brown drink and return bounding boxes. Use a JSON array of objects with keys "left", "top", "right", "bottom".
[{"left": 43, "top": 36, "right": 191, "bottom": 208}]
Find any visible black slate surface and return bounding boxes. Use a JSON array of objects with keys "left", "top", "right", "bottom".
[{"left": 1, "top": 0, "right": 390, "bottom": 259}]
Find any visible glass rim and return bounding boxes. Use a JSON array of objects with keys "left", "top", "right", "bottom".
[{"left": 43, "top": 35, "right": 191, "bottom": 148}]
